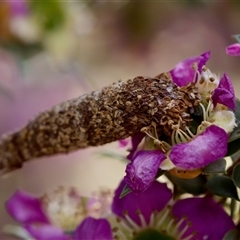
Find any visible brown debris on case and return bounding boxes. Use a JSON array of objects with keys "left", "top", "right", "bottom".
[{"left": 0, "top": 73, "right": 201, "bottom": 173}]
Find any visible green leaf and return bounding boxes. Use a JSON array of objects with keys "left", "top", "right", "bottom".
[
  {"left": 206, "top": 175, "right": 239, "bottom": 200},
  {"left": 232, "top": 163, "right": 240, "bottom": 188},
  {"left": 231, "top": 149, "right": 240, "bottom": 162},
  {"left": 229, "top": 98, "right": 240, "bottom": 143},
  {"left": 233, "top": 34, "right": 240, "bottom": 43},
  {"left": 203, "top": 158, "right": 226, "bottom": 174},
  {"left": 227, "top": 138, "right": 240, "bottom": 156},
  {"left": 225, "top": 99, "right": 240, "bottom": 156},
  {"left": 99, "top": 151, "right": 128, "bottom": 162},
  {"left": 155, "top": 169, "right": 166, "bottom": 179},
  {"left": 223, "top": 229, "right": 240, "bottom": 240},
  {"left": 167, "top": 174, "right": 207, "bottom": 195},
  {"left": 120, "top": 184, "right": 131, "bottom": 198},
  {"left": 29, "top": 0, "right": 65, "bottom": 31}
]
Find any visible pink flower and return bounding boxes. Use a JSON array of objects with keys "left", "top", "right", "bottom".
[{"left": 226, "top": 43, "right": 240, "bottom": 56}]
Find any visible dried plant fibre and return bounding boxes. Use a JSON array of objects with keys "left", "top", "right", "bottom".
[{"left": 0, "top": 73, "right": 201, "bottom": 173}]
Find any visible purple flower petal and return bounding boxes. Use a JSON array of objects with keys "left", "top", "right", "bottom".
[
  {"left": 226, "top": 43, "right": 240, "bottom": 56},
  {"left": 212, "top": 73, "right": 236, "bottom": 110},
  {"left": 124, "top": 150, "right": 166, "bottom": 193},
  {"left": 25, "top": 223, "right": 68, "bottom": 240},
  {"left": 169, "top": 125, "right": 228, "bottom": 169},
  {"left": 74, "top": 217, "right": 113, "bottom": 240},
  {"left": 112, "top": 179, "right": 172, "bottom": 226},
  {"left": 5, "top": 190, "right": 49, "bottom": 224},
  {"left": 119, "top": 139, "right": 129, "bottom": 148},
  {"left": 170, "top": 51, "right": 211, "bottom": 87},
  {"left": 7, "top": 0, "right": 29, "bottom": 16},
  {"left": 219, "top": 73, "right": 235, "bottom": 93},
  {"left": 172, "top": 196, "right": 235, "bottom": 239},
  {"left": 127, "top": 132, "right": 145, "bottom": 161}
]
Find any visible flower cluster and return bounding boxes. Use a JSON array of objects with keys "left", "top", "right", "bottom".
[
  {"left": 226, "top": 35, "right": 240, "bottom": 56},
  {"left": 4, "top": 51, "right": 240, "bottom": 240},
  {"left": 124, "top": 51, "right": 236, "bottom": 193},
  {"left": 5, "top": 180, "right": 235, "bottom": 240},
  {"left": 5, "top": 187, "right": 113, "bottom": 240}
]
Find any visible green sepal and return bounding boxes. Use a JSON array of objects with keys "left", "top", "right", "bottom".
[
  {"left": 206, "top": 175, "right": 239, "bottom": 200},
  {"left": 156, "top": 169, "right": 166, "bottom": 179},
  {"left": 229, "top": 98, "right": 240, "bottom": 143},
  {"left": 99, "top": 151, "right": 128, "bottom": 162},
  {"left": 223, "top": 229, "right": 240, "bottom": 240},
  {"left": 167, "top": 174, "right": 207, "bottom": 195},
  {"left": 233, "top": 34, "right": 240, "bottom": 43},
  {"left": 231, "top": 149, "right": 240, "bottom": 162},
  {"left": 203, "top": 158, "right": 226, "bottom": 174},
  {"left": 226, "top": 99, "right": 240, "bottom": 156},
  {"left": 232, "top": 163, "right": 240, "bottom": 188},
  {"left": 119, "top": 184, "right": 131, "bottom": 198},
  {"left": 227, "top": 138, "right": 240, "bottom": 156},
  {"left": 29, "top": 0, "right": 66, "bottom": 31}
]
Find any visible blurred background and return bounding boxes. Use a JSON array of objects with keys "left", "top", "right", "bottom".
[{"left": 0, "top": 0, "right": 240, "bottom": 238}]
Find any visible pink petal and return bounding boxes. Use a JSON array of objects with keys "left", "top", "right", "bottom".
[
  {"left": 170, "top": 51, "right": 210, "bottom": 87},
  {"left": 124, "top": 150, "right": 166, "bottom": 193},
  {"left": 112, "top": 179, "right": 172, "bottom": 226},
  {"left": 169, "top": 125, "right": 228, "bottom": 169},
  {"left": 5, "top": 190, "right": 49, "bottom": 224},
  {"left": 25, "top": 224, "right": 68, "bottom": 240},
  {"left": 226, "top": 43, "right": 240, "bottom": 56},
  {"left": 212, "top": 73, "right": 236, "bottom": 110},
  {"left": 172, "top": 197, "right": 235, "bottom": 239},
  {"left": 74, "top": 217, "right": 113, "bottom": 240},
  {"left": 127, "top": 133, "right": 145, "bottom": 161},
  {"left": 119, "top": 139, "right": 129, "bottom": 148}
]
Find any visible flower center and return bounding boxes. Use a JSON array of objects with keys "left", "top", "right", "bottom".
[
  {"left": 193, "top": 64, "right": 220, "bottom": 97},
  {"left": 40, "top": 187, "right": 88, "bottom": 232},
  {"left": 40, "top": 187, "right": 113, "bottom": 232},
  {"left": 133, "top": 229, "right": 175, "bottom": 240},
  {"left": 111, "top": 207, "right": 195, "bottom": 240}
]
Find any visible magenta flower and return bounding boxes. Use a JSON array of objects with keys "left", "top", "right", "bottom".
[
  {"left": 73, "top": 217, "right": 112, "bottom": 240},
  {"left": 126, "top": 132, "right": 145, "bottom": 160},
  {"left": 169, "top": 51, "right": 210, "bottom": 87},
  {"left": 7, "top": 0, "right": 29, "bottom": 17},
  {"left": 111, "top": 179, "right": 235, "bottom": 240},
  {"left": 226, "top": 43, "right": 240, "bottom": 56},
  {"left": 5, "top": 188, "right": 113, "bottom": 240},
  {"left": 112, "top": 180, "right": 171, "bottom": 226},
  {"left": 212, "top": 73, "right": 236, "bottom": 110},
  {"left": 124, "top": 150, "right": 166, "bottom": 193},
  {"left": 169, "top": 125, "right": 228, "bottom": 169},
  {"left": 119, "top": 138, "right": 129, "bottom": 148},
  {"left": 123, "top": 52, "right": 236, "bottom": 193},
  {"left": 172, "top": 196, "right": 235, "bottom": 240},
  {"left": 170, "top": 51, "right": 235, "bottom": 110}
]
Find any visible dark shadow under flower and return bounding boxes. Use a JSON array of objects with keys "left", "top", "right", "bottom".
[{"left": 126, "top": 132, "right": 145, "bottom": 161}]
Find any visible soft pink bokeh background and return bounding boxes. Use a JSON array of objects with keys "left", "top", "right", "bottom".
[{"left": 1, "top": 2, "right": 240, "bottom": 238}]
